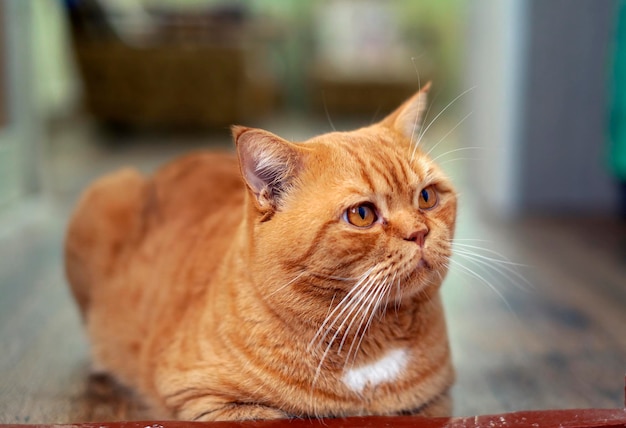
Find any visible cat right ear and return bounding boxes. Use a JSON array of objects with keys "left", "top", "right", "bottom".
[
  {"left": 381, "top": 82, "right": 430, "bottom": 141},
  {"left": 233, "top": 126, "right": 305, "bottom": 214}
]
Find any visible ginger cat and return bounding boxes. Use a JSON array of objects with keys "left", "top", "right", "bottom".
[{"left": 65, "top": 86, "right": 457, "bottom": 421}]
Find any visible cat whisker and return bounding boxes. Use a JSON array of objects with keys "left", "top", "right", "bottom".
[
  {"left": 453, "top": 249, "right": 533, "bottom": 292},
  {"left": 319, "top": 270, "right": 383, "bottom": 356},
  {"left": 343, "top": 272, "right": 390, "bottom": 355},
  {"left": 337, "top": 272, "right": 383, "bottom": 354},
  {"left": 412, "top": 86, "right": 477, "bottom": 160},
  {"left": 452, "top": 238, "right": 489, "bottom": 241},
  {"left": 449, "top": 258, "right": 515, "bottom": 313},
  {"left": 322, "top": 90, "right": 337, "bottom": 132},
  {"left": 415, "top": 274, "right": 438, "bottom": 305},
  {"left": 425, "top": 111, "right": 473, "bottom": 157},
  {"left": 408, "top": 56, "right": 425, "bottom": 146},
  {"left": 267, "top": 271, "right": 309, "bottom": 297},
  {"left": 450, "top": 238, "right": 487, "bottom": 245},
  {"left": 383, "top": 271, "right": 397, "bottom": 316},
  {"left": 430, "top": 147, "right": 483, "bottom": 163},
  {"left": 310, "top": 279, "right": 378, "bottom": 391},
  {"left": 307, "top": 268, "right": 375, "bottom": 352},
  {"left": 310, "top": 270, "right": 382, "bottom": 388},
  {"left": 410, "top": 97, "right": 437, "bottom": 158},
  {"left": 344, "top": 274, "right": 394, "bottom": 370},
  {"left": 409, "top": 88, "right": 440, "bottom": 153},
  {"left": 339, "top": 279, "right": 383, "bottom": 367},
  {"left": 312, "top": 266, "right": 393, "bottom": 378},
  {"left": 369, "top": 105, "right": 383, "bottom": 125},
  {"left": 452, "top": 240, "right": 532, "bottom": 287},
  {"left": 307, "top": 271, "right": 359, "bottom": 282},
  {"left": 439, "top": 157, "right": 482, "bottom": 166},
  {"left": 411, "top": 56, "right": 423, "bottom": 93},
  {"left": 452, "top": 243, "right": 528, "bottom": 267},
  {"left": 394, "top": 273, "right": 402, "bottom": 313}
]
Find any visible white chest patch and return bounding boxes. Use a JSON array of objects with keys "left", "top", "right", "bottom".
[{"left": 342, "top": 348, "right": 409, "bottom": 393}]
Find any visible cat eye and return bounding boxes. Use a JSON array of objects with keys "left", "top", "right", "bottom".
[
  {"left": 345, "top": 203, "right": 378, "bottom": 228},
  {"left": 418, "top": 185, "right": 438, "bottom": 210}
]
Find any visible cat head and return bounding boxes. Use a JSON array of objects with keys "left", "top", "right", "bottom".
[{"left": 232, "top": 85, "right": 456, "bottom": 307}]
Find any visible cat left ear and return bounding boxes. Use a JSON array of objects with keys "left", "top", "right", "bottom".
[
  {"left": 233, "top": 126, "right": 304, "bottom": 213},
  {"left": 381, "top": 82, "right": 430, "bottom": 141}
]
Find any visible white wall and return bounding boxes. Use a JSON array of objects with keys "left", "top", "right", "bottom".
[
  {"left": 0, "top": 0, "right": 40, "bottom": 209},
  {"left": 32, "top": 0, "right": 79, "bottom": 120},
  {"left": 465, "top": 0, "right": 526, "bottom": 218},
  {"left": 0, "top": 0, "right": 78, "bottom": 212},
  {"left": 466, "top": 0, "right": 619, "bottom": 217}
]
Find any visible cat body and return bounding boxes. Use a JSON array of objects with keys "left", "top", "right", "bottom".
[{"left": 65, "top": 88, "right": 457, "bottom": 421}]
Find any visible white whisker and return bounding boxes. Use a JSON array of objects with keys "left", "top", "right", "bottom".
[
  {"left": 345, "top": 273, "right": 390, "bottom": 357},
  {"left": 310, "top": 270, "right": 381, "bottom": 380},
  {"left": 337, "top": 273, "right": 383, "bottom": 354},
  {"left": 324, "top": 271, "right": 382, "bottom": 354},
  {"left": 345, "top": 276, "right": 394, "bottom": 370},
  {"left": 450, "top": 238, "right": 494, "bottom": 243},
  {"left": 394, "top": 273, "right": 402, "bottom": 313},
  {"left": 449, "top": 258, "right": 514, "bottom": 313},
  {"left": 408, "top": 57, "right": 424, "bottom": 146},
  {"left": 267, "top": 271, "right": 308, "bottom": 297},
  {"left": 454, "top": 250, "right": 533, "bottom": 291},
  {"left": 322, "top": 91, "right": 336, "bottom": 132},
  {"left": 425, "top": 111, "right": 473, "bottom": 157},
  {"left": 308, "top": 272, "right": 359, "bottom": 281},
  {"left": 409, "top": 89, "right": 440, "bottom": 157},
  {"left": 439, "top": 157, "right": 482, "bottom": 166},
  {"left": 452, "top": 241, "right": 532, "bottom": 287},
  {"left": 411, "top": 56, "right": 423, "bottom": 93},
  {"left": 453, "top": 246, "right": 528, "bottom": 267},
  {"left": 431, "top": 147, "right": 483, "bottom": 163},
  {"left": 382, "top": 272, "right": 398, "bottom": 313},
  {"left": 412, "top": 86, "right": 477, "bottom": 160},
  {"left": 308, "top": 268, "right": 375, "bottom": 351}
]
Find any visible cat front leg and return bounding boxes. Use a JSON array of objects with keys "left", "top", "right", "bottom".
[
  {"left": 172, "top": 394, "right": 288, "bottom": 421},
  {"left": 191, "top": 403, "right": 288, "bottom": 421}
]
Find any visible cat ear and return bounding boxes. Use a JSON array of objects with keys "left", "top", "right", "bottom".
[
  {"left": 381, "top": 82, "right": 430, "bottom": 141},
  {"left": 233, "top": 126, "right": 304, "bottom": 213}
]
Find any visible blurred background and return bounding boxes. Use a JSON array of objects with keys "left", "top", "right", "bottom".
[
  {"left": 1, "top": 0, "right": 625, "bottom": 423},
  {"left": 1, "top": 0, "right": 623, "bottom": 215}
]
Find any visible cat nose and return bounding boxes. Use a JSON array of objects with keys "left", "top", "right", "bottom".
[{"left": 405, "top": 227, "right": 429, "bottom": 246}]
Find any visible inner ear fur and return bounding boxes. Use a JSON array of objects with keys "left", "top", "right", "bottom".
[
  {"left": 381, "top": 82, "right": 431, "bottom": 141},
  {"left": 233, "top": 126, "right": 305, "bottom": 213}
]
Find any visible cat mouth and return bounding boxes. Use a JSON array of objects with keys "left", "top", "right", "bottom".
[
  {"left": 417, "top": 258, "right": 431, "bottom": 270},
  {"left": 397, "top": 255, "right": 433, "bottom": 280}
]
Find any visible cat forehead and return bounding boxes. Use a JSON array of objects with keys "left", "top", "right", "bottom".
[
  {"left": 302, "top": 130, "right": 442, "bottom": 191},
  {"left": 305, "top": 127, "right": 401, "bottom": 149}
]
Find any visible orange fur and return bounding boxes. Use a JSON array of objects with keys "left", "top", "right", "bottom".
[{"left": 65, "top": 88, "right": 457, "bottom": 421}]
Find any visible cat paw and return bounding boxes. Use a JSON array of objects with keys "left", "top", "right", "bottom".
[{"left": 192, "top": 403, "right": 288, "bottom": 421}]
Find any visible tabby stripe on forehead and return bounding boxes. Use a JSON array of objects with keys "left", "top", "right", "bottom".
[
  {"left": 396, "top": 156, "right": 412, "bottom": 185},
  {"left": 340, "top": 144, "right": 376, "bottom": 193},
  {"left": 383, "top": 149, "right": 414, "bottom": 191},
  {"left": 348, "top": 140, "right": 412, "bottom": 193},
  {"left": 367, "top": 158, "right": 395, "bottom": 191}
]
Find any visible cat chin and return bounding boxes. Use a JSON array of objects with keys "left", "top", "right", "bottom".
[
  {"left": 417, "top": 257, "right": 431, "bottom": 270},
  {"left": 397, "top": 264, "right": 447, "bottom": 297}
]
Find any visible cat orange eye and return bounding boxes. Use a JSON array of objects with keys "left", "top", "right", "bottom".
[
  {"left": 346, "top": 204, "right": 378, "bottom": 228},
  {"left": 418, "top": 185, "right": 438, "bottom": 210}
]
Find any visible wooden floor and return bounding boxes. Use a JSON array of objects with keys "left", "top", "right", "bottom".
[{"left": 0, "top": 118, "right": 625, "bottom": 424}]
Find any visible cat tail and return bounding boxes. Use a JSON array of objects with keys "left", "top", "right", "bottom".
[{"left": 65, "top": 168, "right": 150, "bottom": 320}]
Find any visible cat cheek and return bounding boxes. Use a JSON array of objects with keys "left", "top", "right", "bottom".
[{"left": 438, "top": 199, "right": 458, "bottom": 224}]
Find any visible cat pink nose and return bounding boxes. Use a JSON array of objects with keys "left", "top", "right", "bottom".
[{"left": 405, "top": 227, "right": 429, "bottom": 246}]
